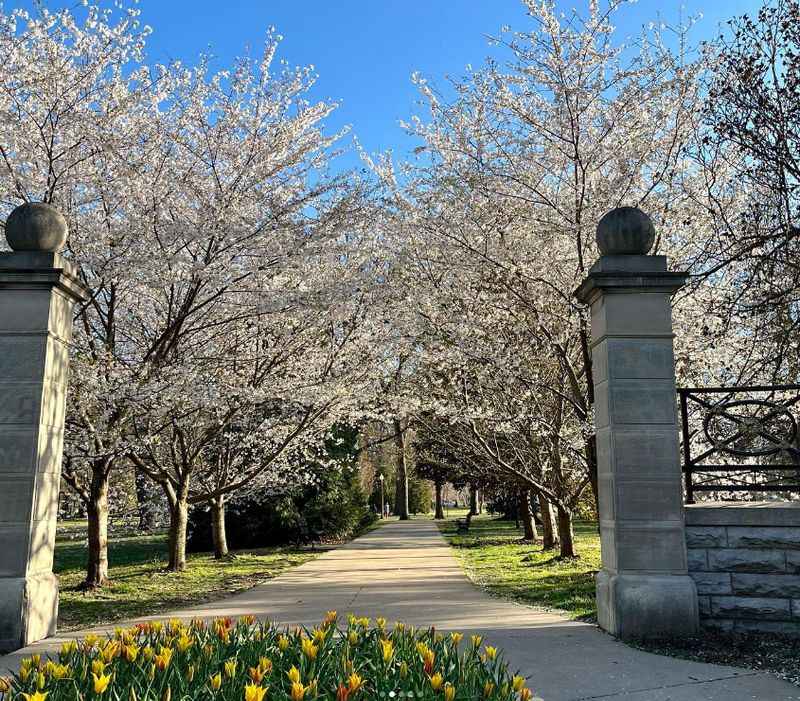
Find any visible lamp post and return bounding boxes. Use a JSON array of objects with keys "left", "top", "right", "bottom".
[{"left": 379, "top": 474, "right": 385, "bottom": 519}]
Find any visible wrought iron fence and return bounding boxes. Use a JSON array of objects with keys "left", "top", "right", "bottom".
[{"left": 677, "top": 384, "right": 800, "bottom": 503}]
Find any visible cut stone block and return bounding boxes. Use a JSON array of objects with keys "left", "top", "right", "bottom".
[
  {"left": 727, "top": 527, "right": 800, "bottom": 550},
  {"left": 690, "top": 572, "right": 732, "bottom": 596},
  {"left": 732, "top": 574, "right": 800, "bottom": 598},
  {"left": 711, "top": 595, "right": 791, "bottom": 620},
  {"left": 686, "top": 526, "right": 727, "bottom": 549},
  {"left": 707, "top": 549, "right": 786, "bottom": 574}
]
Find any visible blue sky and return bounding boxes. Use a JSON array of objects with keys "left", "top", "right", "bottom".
[{"left": 16, "top": 0, "right": 762, "bottom": 170}]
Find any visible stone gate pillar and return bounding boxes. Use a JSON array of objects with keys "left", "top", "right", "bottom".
[
  {"left": 575, "top": 207, "right": 698, "bottom": 640},
  {"left": 0, "top": 203, "right": 88, "bottom": 652}
]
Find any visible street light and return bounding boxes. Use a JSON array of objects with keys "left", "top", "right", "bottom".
[{"left": 378, "top": 473, "right": 385, "bottom": 519}]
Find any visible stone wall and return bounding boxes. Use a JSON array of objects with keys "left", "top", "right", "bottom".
[{"left": 685, "top": 502, "right": 800, "bottom": 635}]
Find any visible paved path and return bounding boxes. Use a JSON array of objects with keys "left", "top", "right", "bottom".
[{"left": 2, "top": 520, "right": 798, "bottom": 700}]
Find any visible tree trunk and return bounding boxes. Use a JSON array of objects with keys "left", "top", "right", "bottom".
[
  {"left": 556, "top": 505, "right": 576, "bottom": 558},
  {"left": 518, "top": 489, "right": 538, "bottom": 542},
  {"left": 211, "top": 498, "right": 229, "bottom": 559},
  {"left": 85, "top": 461, "right": 111, "bottom": 588},
  {"left": 469, "top": 483, "right": 478, "bottom": 516},
  {"left": 393, "top": 419, "right": 409, "bottom": 520},
  {"left": 537, "top": 492, "right": 559, "bottom": 550},
  {"left": 135, "top": 469, "right": 156, "bottom": 531},
  {"left": 167, "top": 484, "right": 190, "bottom": 572},
  {"left": 434, "top": 481, "right": 445, "bottom": 520},
  {"left": 585, "top": 433, "right": 599, "bottom": 520}
]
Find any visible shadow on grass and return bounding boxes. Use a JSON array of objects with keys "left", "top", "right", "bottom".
[{"left": 438, "top": 515, "right": 601, "bottom": 621}]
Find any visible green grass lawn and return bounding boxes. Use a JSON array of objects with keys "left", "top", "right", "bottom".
[
  {"left": 54, "top": 529, "right": 320, "bottom": 631},
  {"left": 438, "top": 515, "right": 601, "bottom": 620}
]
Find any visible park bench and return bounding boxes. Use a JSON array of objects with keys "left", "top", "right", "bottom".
[
  {"left": 293, "top": 523, "right": 323, "bottom": 549},
  {"left": 456, "top": 513, "right": 473, "bottom": 534}
]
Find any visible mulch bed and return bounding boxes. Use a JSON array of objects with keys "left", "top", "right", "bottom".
[{"left": 632, "top": 629, "right": 800, "bottom": 687}]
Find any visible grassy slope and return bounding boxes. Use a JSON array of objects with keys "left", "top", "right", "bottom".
[
  {"left": 54, "top": 530, "right": 320, "bottom": 630},
  {"left": 438, "top": 515, "right": 601, "bottom": 620}
]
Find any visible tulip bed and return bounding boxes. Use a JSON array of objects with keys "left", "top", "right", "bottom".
[{"left": 1, "top": 614, "right": 543, "bottom": 701}]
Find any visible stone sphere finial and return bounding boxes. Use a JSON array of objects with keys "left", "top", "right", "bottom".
[
  {"left": 5, "top": 202, "right": 68, "bottom": 252},
  {"left": 596, "top": 206, "right": 655, "bottom": 255}
]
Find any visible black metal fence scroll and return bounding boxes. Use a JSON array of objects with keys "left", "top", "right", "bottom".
[{"left": 677, "top": 385, "right": 800, "bottom": 503}]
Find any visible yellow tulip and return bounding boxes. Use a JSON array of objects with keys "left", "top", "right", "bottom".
[
  {"left": 101, "top": 641, "right": 119, "bottom": 662},
  {"left": 176, "top": 634, "right": 193, "bottom": 653},
  {"left": 312, "top": 627, "right": 327, "bottom": 644},
  {"left": 470, "top": 635, "right": 483, "bottom": 648},
  {"left": 91, "top": 660, "right": 106, "bottom": 677},
  {"left": 483, "top": 681, "right": 495, "bottom": 697},
  {"left": 60, "top": 641, "right": 78, "bottom": 657},
  {"left": 258, "top": 657, "right": 273, "bottom": 674},
  {"left": 307, "top": 679, "right": 318, "bottom": 696},
  {"left": 210, "top": 673, "right": 222, "bottom": 691},
  {"left": 224, "top": 659, "right": 238, "bottom": 678},
  {"left": 399, "top": 661, "right": 408, "bottom": 679},
  {"left": 429, "top": 673, "right": 444, "bottom": 692},
  {"left": 450, "top": 632, "right": 463, "bottom": 646},
  {"left": 19, "top": 667, "right": 30, "bottom": 682},
  {"left": 248, "top": 666, "right": 265, "bottom": 684},
  {"left": 375, "top": 617, "right": 386, "bottom": 629},
  {"left": 124, "top": 644, "right": 139, "bottom": 663},
  {"left": 278, "top": 635, "right": 290, "bottom": 652},
  {"left": 323, "top": 610, "right": 337, "bottom": 626},
  {"left": 394, "top": 622, "right": 405, "bottom": 632},
  {"left": 0, "top": 676, "right": 10, "bottom": 694},
  {"left": 379, "top": 639, "right": 394, "bottom": 663},
  {"left": 444, "top": 683, "right": 456, "bottom": 701},
  {"left": 36, "top": 672, "right": 45, "bottom": 690},
  {"left": 162, "top": 686, "right": 171, "bottom": 701},
  {"left": 422, "top": 649, "right": 436, "bottom": 675},
  {"left": 142, "top": 646, "right": 154, "bottom": 661},
  {"left": 21, "top": 693, "right": 47, "bottom": 701},
  {"left": 84, "top": 634, "right": 101, "bottom": 650},
  {"left": 93, "top": 671, "right": 112, "bottom": 694},
  {"left": 287, "top": 666, "right": 301, "bottom": 684},
  {"left": 512, "top": 676, "right": 525, "bottom": 692},
  {"left": 301, "top": 639, "right": 318, "bottom": 660},
  {"left": 484, "top": 646, "right": 497, "bottom": 661},
  {"left": 290, "top": 682, "right": 306, "bottom": 701},
  {"left": 519, "top": 690, "right": 533, "bottom": 701},
  {"left": 154, "top": 647, "right": 173, "bottom": 671},
  {"left": 347, "top": 673, "right": 363, "bottom": 694},
  {"left": 244, "top": 683, "right": 267, "bottom": 701},
  {"left": 347, "top": 631, "right": 359, "bottom": 646}
]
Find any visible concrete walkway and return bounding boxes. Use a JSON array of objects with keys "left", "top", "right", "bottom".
[{"left": 2, "top": 520, "right": 798, "bottom": 700}]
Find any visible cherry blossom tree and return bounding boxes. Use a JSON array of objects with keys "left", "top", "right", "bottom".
[
  {"left": 367, "top": 0, "right": 728, "bottom": 555},
  {"left": 0, "top": 2, "right": 377, "bottom": 580}
]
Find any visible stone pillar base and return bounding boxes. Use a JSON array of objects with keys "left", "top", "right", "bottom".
[
  {"left": 597, "top": 570, "right": 699, "bottom": 640},
  {"left": 0, "top": 573, "right": 58, "bottom": 653}
]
